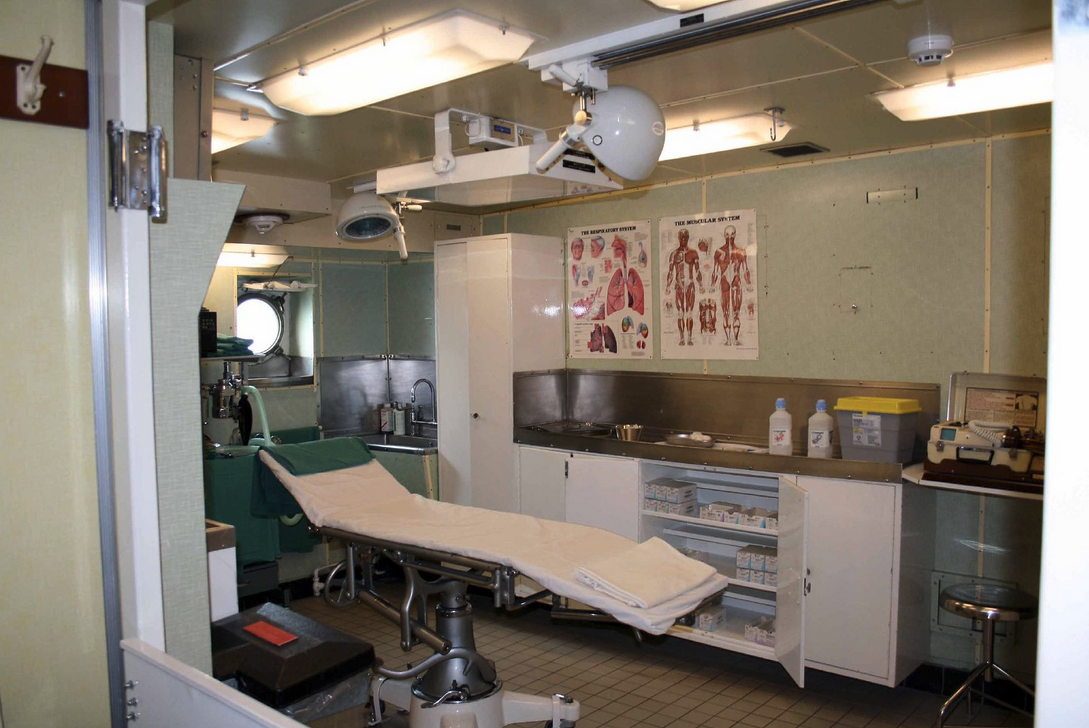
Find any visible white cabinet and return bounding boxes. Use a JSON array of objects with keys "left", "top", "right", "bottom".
[
  {"left": 565, "top": 453, "right": 640, "bottom": 541},
  {"left": 639, "top": 463, "right": 809, "bottom": 687},
  {"left": 518, "top": 446, "right": 567, "bottom": 522},
  {"left": 798, "top": 475, "right": 932, "bottom": 686},
  {"left": 435, "top": 234, "right": 563, "bottom": 512}
]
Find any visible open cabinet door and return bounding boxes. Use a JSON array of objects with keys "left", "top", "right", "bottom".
[{"left": 776, "top": 474, "right": 809, "bottom": 687}]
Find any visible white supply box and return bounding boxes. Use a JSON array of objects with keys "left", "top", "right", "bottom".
[{"left": 644, "top": 478, "right": 697, "bottom": 504}]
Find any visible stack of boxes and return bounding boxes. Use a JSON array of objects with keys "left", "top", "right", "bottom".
[
  {"left": 735, "top": 546, "right": 778, "bottom": 586},
  {"left": 643, "top": 478, "right": 697, "bottom": 516},
  {"left": 699, "top": 501, "right": 779, "bottom": 529},
  {"left": 745, "top": 616, "right": 776, "bottom": 646}
]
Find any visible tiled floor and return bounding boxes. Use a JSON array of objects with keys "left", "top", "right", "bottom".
[{"left": 292, "top": 583, "right": 1031, "bottom": 728}]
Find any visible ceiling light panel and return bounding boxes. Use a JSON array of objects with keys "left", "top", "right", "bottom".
[
  {"left": 871, "top": 62, "right": 1052, "bottom": 121},
  {"left": 217, "top": 244, "right": 290, "bottom": 268},
  {"left": 659, "top": 113, "right": 792, "bottom": 160},
  {"left": 260, "top": 10, "right": 536, "bottom": 116},
  {"left": 211, "top": 107, "right": 278, "bottom": 154}
]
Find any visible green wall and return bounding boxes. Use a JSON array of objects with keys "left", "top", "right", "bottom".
[
  {"left": 487, "top": 135, "right": 1050, "bottom": 677},
  {"left": 492, "top": 137, "right": 1049, "bottom": 394}
]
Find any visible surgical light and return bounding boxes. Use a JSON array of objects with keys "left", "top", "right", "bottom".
[
  {"left": 210, "top": 107, "right": 277, "bottom": 154},
  {"left": 260, "top": 10, "right": 536, "bottom": 116},
  {"left": 336, "top": 192, "right": 408, "bottom": 260},
  {"left": 536, "top": 85, "right": 665, "bottom": 182},
  {"left": 217, "top": 244, "right": 289, "bottom": 268},
  {"left": 871, "top": 62, "right": 1053, "bottom": 121},
  {"left": 658, "top": 112, "right": 793, "bottom": 161}
]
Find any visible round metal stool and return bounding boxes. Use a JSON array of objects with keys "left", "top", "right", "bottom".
[{"left": 937, "top": 583, "right": 1038, "bottom": 727}]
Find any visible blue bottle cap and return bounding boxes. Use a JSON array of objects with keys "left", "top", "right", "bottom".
[
  {"left": 816, "top": 399, "right": 827, "bottom": 411},
  {"left": 775, "top": 398, "right": 786, "bottom": 409}
]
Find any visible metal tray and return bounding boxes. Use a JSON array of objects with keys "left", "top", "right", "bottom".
[{"left": 664, "top": 433, "right": 715, "bottom": 448}]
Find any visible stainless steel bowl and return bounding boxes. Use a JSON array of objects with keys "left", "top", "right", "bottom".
[
  {"left": 616, "top": 424, "right": 643, "bottom": 441},
  {"left": 664, "top": 433, "right": 715, "bottom": 448}
]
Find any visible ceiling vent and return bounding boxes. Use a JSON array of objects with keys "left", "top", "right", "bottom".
[{"left": 763, "top": 142, "right": 829, "bottom": 158}]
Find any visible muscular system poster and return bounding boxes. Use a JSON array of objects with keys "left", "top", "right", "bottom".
[
  {"left": 566, "top": 220, "right": 653, "bottom": 358},
  {"left": 659, "top": 210, "right": 759, "bottom": 360}
]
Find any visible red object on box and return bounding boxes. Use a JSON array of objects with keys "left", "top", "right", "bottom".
[{"left": 244, "top": 620, "right": 298, "bottom": 646}]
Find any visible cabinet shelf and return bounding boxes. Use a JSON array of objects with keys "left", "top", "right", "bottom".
[
  {"left": 714, "top": 558, "right": 777, "bottom": 595},
  {"left": 669, "top": 621, "right": 775, "bottom": 659},
  {"left": 649, "top": 511, "right": 778, "bottom": 539}
]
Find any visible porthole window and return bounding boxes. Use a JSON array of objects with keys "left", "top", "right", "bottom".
[{"left": 236, "top": 294, "right": 284, "bottom": 355}]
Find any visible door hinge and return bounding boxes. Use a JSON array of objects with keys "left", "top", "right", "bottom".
[
  {"left": 108, "top": 120, "right": 168, "bottom": 222},
  {"left": 564, "top": 460, "right": 569, "bottom": 478}
]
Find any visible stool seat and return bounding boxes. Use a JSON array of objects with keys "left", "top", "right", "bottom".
[{"left": 940, "top": 583, "right": 1038, "bottom": 623}]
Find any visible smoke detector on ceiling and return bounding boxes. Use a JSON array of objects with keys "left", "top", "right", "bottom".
[
  {"left": 240, "top": 213, "right": 288, "bottom": 234},
  {"left": 908, "top": 34, "right": 953, "bottom": 66}
]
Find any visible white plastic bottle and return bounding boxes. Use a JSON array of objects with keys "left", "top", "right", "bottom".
[
  {"left": 380, "top": 403, "right": 393, "bottom": 433},
  {"left": 769, "top": 398, "right": 793, "bottom": 455},
  {"left": 807, "top": 399, "right": 834, "bottom": 458},
  {"left": 393, "top": 403, "right": 406, "bottom": 435}
]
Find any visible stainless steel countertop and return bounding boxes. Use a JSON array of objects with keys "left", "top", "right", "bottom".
[{"left": 514, "top": 426, "right": 907, "bottom": 482}]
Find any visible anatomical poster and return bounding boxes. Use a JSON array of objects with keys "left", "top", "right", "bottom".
[
  {"left": 566, "top": 220, "right": 653, "bottom": 358},
  {"left": 659, "top": 210, "right": 759, "bottom": 360}
]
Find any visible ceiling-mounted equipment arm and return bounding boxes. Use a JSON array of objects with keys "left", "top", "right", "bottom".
[
  {"left": 433, "top": 109, "right": 549, "bottom": 175},
  {"left": 535, "top": 90, "right": 594, "bottom": 173}
]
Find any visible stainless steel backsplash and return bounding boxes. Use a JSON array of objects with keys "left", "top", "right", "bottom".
[
  {"left": 319, "top": 357, "right": 437, "bottom": 436},
  {"left": 514, "top": 369, "right": 941, "bottom": 457}
]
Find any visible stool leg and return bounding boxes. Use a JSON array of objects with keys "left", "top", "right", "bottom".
[
  {"left": 938, "top": 662, "right": 990, "bottom": 728},
  {"left": 982, "top": 618, "right": 996, "bottom": 683}
]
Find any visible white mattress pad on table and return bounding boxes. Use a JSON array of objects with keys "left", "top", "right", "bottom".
[{"left": 259, "top": 453, "right": 727, "bottom": 635}]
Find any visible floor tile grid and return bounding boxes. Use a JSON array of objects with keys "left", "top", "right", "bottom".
[{"left": 291, "top": 587, "right": 1030, "bottom": 728}]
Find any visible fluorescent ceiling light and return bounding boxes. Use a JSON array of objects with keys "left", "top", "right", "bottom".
[
  {"left": 871, "top": 62, "right": 1053, "bottom": 121},
  {"left": 261, "top": 10, "right": 536, "bottom": 116},
  {"left": 217, "top": 244, "right": 289, "bottom": 268},
  {"left": 645, "top": 0, "right": 721, "bottom": 10},
  {"left": 210, "top": 107, "right": 277, "bottom": 153},
  {"left": 659, "top": 113, "right": 792, "bottom": 161}
]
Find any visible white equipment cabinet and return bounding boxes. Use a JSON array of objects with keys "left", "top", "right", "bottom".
[
  {"left": 639, "top": 463, "right": 810, "bottom": 687},
  {"left": 435, "top": 234, "right": 563, "bottom": 511}
]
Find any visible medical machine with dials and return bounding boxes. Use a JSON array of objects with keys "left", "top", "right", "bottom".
[{"left": 924, "top": 373, "right": 1046, "bottom": 490}]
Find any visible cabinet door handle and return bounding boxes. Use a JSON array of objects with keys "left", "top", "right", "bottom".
[{"left": 472, "top": 412, "right": 480, "bottom": 419}]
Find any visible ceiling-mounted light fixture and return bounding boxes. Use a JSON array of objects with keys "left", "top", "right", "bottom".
[
  {"left": 871, "top": 61, "right": 1053, "bottom": 121},
  {"left": 536, "top": 85, "right": 665, "bottom": 181},
  {"left": 336, "top": 192, "right": 409, "bottom": 260},
  {"left": 210, "top": 107, "right": 277, "bottom": 153},
  {"left": 658, "top": 110, "right": 793, "bottom": 161},
  {"left": 260, "top": 10, "right": 537, "bottom": 116},
  {"left": 217, "top": 243, "right": 289, "bottom": 268},
  {"left": 644, "top": 0, "right": 722, "bottom": 10}
]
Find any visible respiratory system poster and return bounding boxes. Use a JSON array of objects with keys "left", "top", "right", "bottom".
[
  {"left": 658, "top": 210, "right": 759, "bottom": 360},
  {"left": 566, "top": 220, "right": 653, "bottom": 358}
]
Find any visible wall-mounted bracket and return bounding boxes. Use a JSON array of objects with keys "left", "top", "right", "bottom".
[{"left": 108, "top": 121, "right": 169, "bottom": 223}]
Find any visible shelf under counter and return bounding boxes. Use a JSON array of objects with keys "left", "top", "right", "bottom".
[{"left": 647, "top": 511, "right": 778, "bottom": 540}]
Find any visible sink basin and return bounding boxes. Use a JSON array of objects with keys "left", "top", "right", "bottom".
[{"left": 361, "top": 433, "right": 438, "bottom": 451}]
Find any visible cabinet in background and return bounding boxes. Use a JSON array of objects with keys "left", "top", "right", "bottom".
[
  {"left": 566, "top": 453, "right": 640, "bottom": 541},
  {"left": 517, "top": 447, "right": 641, "bottom": 540},
  {"left": 798, "top": 475, "right": 934, "bottom": 686},
  {"left": 640, "top": 463, "right": 810, "bottom": 687},
  {"left": 435, "top": 234, "right": 563, "bottom": 511},
  {"left": 518, "top": 446, "right": 567, "bottom": 522}
]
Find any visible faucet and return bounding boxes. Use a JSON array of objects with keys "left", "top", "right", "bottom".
[{"left": 410, "top": 379, "right": 437, "bottom": 437}]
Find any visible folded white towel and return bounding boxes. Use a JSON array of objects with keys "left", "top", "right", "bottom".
[{"left": 574, "top": 537, "right": 719, "bottom": 609}]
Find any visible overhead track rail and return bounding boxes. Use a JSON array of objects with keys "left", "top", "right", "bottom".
[{"left": 593, "top": 0, "right": 886, "bottom": 69}]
